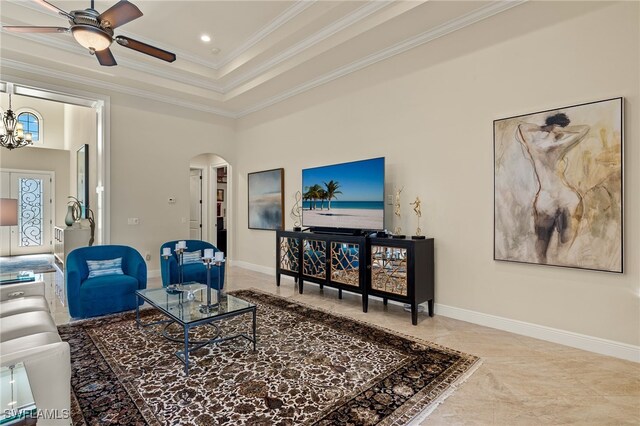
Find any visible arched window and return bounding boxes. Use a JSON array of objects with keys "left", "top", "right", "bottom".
[{"left": 16, "top": 109, "right": 43, "bottom": 144}]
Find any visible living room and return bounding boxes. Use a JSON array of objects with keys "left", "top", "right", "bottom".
[{"left": 0, "top": 0, "right": 638, "bottom": 424}]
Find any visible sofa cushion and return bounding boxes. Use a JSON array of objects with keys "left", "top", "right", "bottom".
[
  {"left": 87, "top": 257, "right": 124, "bottom": 278},
  {"left": 80, "top": 274, "right": 139, "bottom": 302},
  {"left": 0, "top": 296, "right": 49, "bottom": 318},
  {"left": 0, "top": 311, "right": 57, "bottom": 342},
  {"left": 0, "top": 331, "right": 61, "bottom": 356}
]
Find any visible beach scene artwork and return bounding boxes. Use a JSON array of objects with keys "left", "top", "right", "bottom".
[
  {"left": 302, "top": 158, "right": 384, "bottom": 230},
  {"left": 248, "top": 168, "right": 284, "bottom": 230},
  {"left": 494, "top": 98, "right": 622, "bottom": 272}
]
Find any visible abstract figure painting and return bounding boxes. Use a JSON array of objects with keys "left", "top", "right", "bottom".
[
  {"left": 494, "top": 98, "right": 623, "bottom": 273},
  {"left": 248, "top": 168, "right": 284, "bottom": 231}
]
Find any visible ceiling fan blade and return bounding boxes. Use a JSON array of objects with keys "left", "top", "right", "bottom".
[
  {"left": 33, "top": 0, "right": 74, "bottom": 19},
  {"left": 3, "top": 26, "right": 68, "bottom": 33},
  {"left": 115, "top": 36, "right": 176, "bottom": 63},
  {"left": 95, "top": 48, "right": 117, "bottom": 66},
  {"left": 98, "top": 0, "right": 143, "bottom": 29}
]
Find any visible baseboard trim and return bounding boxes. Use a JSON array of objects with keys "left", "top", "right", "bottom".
[
  {"left": 147, "top": 269, "right": 161, "bottom": 279},
  {"left": 435, "top": 303, "right": 640, "bottom": 363},
  {"left": 231, "top": 260, "right": 277, "bottom": 277},
  {"left": 231, "top": 260, "right": 639, "bottom": 362}
]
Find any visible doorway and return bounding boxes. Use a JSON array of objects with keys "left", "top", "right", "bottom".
[
  {"left": 1, "top": 170, "right": 53, "bottom": 256},
  {"left": 189, "top": 168, "right": 202, "bottom": 240}
]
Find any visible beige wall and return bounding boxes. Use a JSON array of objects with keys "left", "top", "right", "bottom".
[
  {"left": 108, "top": 94, "right": 235, "bottom": 271},
  {"left": 235, "top": 2, "right": 639, "bottom": 346},
  {"left": 0, "top": 147, "right": 70, "bottom": 224},
  {"left": 0, "top": 93, "right": 64, "bottom": 150}
]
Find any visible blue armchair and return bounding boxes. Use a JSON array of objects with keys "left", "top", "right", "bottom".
[
  {"left": 66, "top": 245, "right": 147, "bottom": 319},
  {"left": 160, "top": 240, "right": 225, "bottom": 290}
]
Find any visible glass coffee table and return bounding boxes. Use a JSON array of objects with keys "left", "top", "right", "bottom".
[{"left": 136, "top": 283, "right": 257, "bottom": 375}]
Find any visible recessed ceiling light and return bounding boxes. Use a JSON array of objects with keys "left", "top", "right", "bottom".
[
  {"left": 200, "top": 34, "right": 211, "bottom": 43},
  {"left": 210, "top": 47, "right": 221, "bottom": 55}
]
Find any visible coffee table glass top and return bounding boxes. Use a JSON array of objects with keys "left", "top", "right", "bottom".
[
  {"left": 0, "top": 362, "right": 37, "bottom": 424},
  {"left": 137, "top": 283, "right": 255, "bottom": 325}
]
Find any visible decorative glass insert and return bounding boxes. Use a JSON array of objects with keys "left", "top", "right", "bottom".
[
  {"left": 371, "top": 245, "right": 408, "bottom": 296},
  {"left": 331, "top": 242, "right": 360, "bottom": 287},
  {"left": 279, "top": 237, "right": 299, "bottom": 273},
  {"left": 18, "top": 178, "right": 43, "bottom": 247},
  {"left": 303, "top": 239, "right": 326, "bottom": 279},
  {"left": 17, "top": 112, "right": 39, "bottom": 143}
]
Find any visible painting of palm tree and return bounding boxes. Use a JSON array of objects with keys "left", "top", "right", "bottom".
[{"left": 301, "top": 157, "right": 385, "bottom": 230}]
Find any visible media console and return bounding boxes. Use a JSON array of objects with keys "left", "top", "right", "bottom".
[{"left": 276, "top": 230, "right": 434, "bottom": 325}]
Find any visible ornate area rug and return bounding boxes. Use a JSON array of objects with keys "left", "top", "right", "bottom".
[
  {"left": 59, "top": 289, "right": 480, "bottom": 425},
  {"left": 0, "top": 254, "right": 57, "bottom": 274}
]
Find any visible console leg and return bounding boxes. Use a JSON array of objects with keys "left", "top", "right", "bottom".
[
  {"left": 411, "top": 303, "right": 418, "bottom": 326},
  {"left": 299, "top": 279, "right": 304, "bottom": 294},
  {"left": 383, "top": 298, "right": 388, "bottom": 306},
  {"left": 363, "top": 296, "right": 368, "bottom": 313},
  {"left": 294, "top": 277, "right": 298, "bottom": 284},
  {"left": 428, "top": 299, "right": 434, "bottom": 317},
  {"left": 276, "top": 272, "right": 281, "bottom": 287},
  {"left": 338, "top": 289, "right": 343, "bottom": 299}
]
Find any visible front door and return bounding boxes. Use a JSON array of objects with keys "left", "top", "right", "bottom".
[
  {"left": 189, "top": 169, "right": 202, "bottom": 240},
  {"left": 5, "top": 171, "right": 53, "bottom": 256}
]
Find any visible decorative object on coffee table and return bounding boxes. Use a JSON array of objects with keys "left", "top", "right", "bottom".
[{"left": 248, "top": 168, "right": 284, "bottom": 230}]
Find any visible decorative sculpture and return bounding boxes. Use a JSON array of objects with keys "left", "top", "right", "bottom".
[
  {"left": 291, "top": 191, "right": 302, "bottom": 231},
  {"left": 410, "top": 197, "right": 425, "bottom": 239},
  {"left": 393, "top": 187, "right": 405, "bottom": 238}
]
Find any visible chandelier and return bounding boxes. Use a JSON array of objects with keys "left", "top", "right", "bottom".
[{"left": 1, "top": 93, "right": 33, "bottom": 150}]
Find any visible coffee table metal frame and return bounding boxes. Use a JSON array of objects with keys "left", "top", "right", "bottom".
[{"left": 135, "top": 286, "right": 257, "bottom": 375}]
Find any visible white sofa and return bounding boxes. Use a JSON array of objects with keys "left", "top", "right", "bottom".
[{"left": 0, "top": 281, "right": 71, "bottom": 425}]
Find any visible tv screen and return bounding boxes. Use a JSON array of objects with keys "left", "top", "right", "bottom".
[{"left": 302, "top": 157, "right": 385, "bottom": 231}]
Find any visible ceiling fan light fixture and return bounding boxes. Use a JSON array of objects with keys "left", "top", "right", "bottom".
[{"left": 71, "top": 25, "right": 112, "bottom": 51}]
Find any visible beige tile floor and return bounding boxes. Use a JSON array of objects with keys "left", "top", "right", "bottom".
[{"left": 43, "top": 266, "right": 640, "bottom": 425}]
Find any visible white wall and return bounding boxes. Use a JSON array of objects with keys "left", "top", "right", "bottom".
[{"left": 235, "top": 1, "right": 640, "bottom": 347}]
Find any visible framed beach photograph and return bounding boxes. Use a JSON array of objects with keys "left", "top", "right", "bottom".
[
  {"left": 217, "top": 189, "right": 224, "bottom": 202},
  {"left": 248, "top": 168, "right": 284, "bottom": 230},
  {"left": 494, "top": 98, "right": 623, "bottom": 273}
]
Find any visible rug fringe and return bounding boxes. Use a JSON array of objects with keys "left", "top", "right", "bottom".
[{"left": 406, "top": 357, "right": 484, "bottom": 425}]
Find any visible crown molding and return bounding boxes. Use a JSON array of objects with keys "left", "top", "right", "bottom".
[
  {"left": 0, "top": 59, "right": 238, "bottom": 118},
  {"left": 223, "top": 0, "right": 393, "bottom": 92},
  {"left": 0, "top": 28, "right": 225, "bottom": 93},
  {"left": 216, "top": 0, "right": 316, "bottom": 69},
  {"left": 4, "top": 0, "right": 315, "bottom": 72},
  {"left": 2, "top": 1, "right": 526, "bottom": 120},
  {"left": 236, "top": 0, "right": 527, "bottom": 117}
]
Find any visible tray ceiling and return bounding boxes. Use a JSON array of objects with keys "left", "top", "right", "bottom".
[{"left": 0, "top": 0, "right": 524, "bottom": 117}]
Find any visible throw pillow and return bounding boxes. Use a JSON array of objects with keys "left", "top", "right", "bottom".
[
  {"left": 182, "top": 251, "right": 202, "bottom": 264},
  {"left": 87, "top": 258, "right": 124, "bottom": 278}
]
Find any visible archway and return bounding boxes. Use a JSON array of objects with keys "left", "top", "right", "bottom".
[{"left": 189, "top": 153, "right": 231, "bottom": 256}]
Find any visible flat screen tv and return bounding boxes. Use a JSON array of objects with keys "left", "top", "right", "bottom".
[{"left": 302, "top": 157, "right": 385, "bottom": 231}]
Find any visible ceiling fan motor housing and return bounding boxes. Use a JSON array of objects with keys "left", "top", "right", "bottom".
[{"left": 69, "top": 9, "right": 114, "bottom": 52}]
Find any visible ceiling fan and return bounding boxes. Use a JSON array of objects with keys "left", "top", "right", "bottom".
[{"left": 3, "top": 0, "right": 176, "bottom": 66}]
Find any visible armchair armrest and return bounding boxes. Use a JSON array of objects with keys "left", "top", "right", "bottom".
[
  {"left": 126, "top": 253, "right": 147, "bottom": 290},
  {"left": 65, "top": 255, "right": 85, "bottom": 319},
  {"left": 0, "top": 281, "right": 45, "bottom": 301}
]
